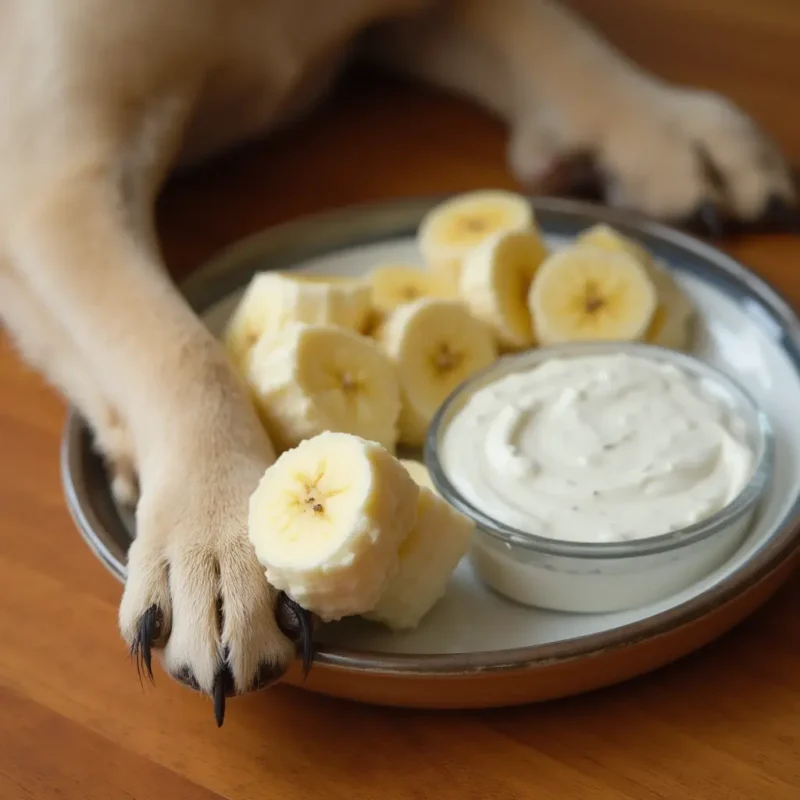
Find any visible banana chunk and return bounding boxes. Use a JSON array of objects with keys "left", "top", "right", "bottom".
[
  {"left": 370, "top": 264, "right": 451, "bottom": 315},
  {"left": 418, "top": 190, "right": 534, "bottom": 290},
  {"left": 460, "top": 228, "right": 549, "bottom": 350},
  {"left": 574, "top": 224, "right": 695, "bottom": 351},
  {"left": 364, "top": 484, "right": 474, "bottom": 631},
  {"left": 528, "top": 247, "right": 658, "bottom": 345},
  {"left": 643, "top": 266, "right": 696, "bottom": 351},
  {"left": 380, "top": 298, "right": 497, "bottom": 447},
  {"left": 398, "top": 458, "right": 437, "bottom": 492},
  {"left": 248, "top": 432, "right": 420, "bottom": 621},
  {"left": 222, "top": 271, "right": 371, "bottom": 371},
  {"left": 575, "top": 223, "right": 653, "bottom": 266},
  {"left": 246, "top": 322, "right": 401, "bottom": 452}
]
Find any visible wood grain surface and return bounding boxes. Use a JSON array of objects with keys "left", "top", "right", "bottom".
[{"left": 1, "top": 2, "right": 799, "bottom": 797}]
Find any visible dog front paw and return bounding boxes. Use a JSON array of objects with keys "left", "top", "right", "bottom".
[
  {"left": 117, "top": 447, "right": 313, "bottom": 725},
  {"left": 510, "top": 84, "right": 797, "bottom": 235}
]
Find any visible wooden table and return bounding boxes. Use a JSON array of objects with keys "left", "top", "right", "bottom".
[{"left": 1, "top": 2, "right": 798, "bottom": 797}]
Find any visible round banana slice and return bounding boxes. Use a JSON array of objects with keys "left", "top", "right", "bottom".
[
  {"left": 246, "top": 322, "right": 401, "bottom": 453},
  {"left": 248, "top": 431, "right": 420, "bottom": 621},
  {"left": 222, "top": 271, "right": 371, "bottom": 372},
  {"left": 459, "top": 228, "right": 549, "bottom": 350},
  {"left": 528, "top": 247, "right": 658, "bottom": 345},
  {"left": 369, "top": 264, "right": 452, "bottom": 315},
  {"left": 380, "top": 298, "right": 497, "bottom": 447},
  {"left": 364, "top": 485, "right": 474, "bottom": 631},
  {"left": 574, "top": 224, "right": 696, "bottom": 351},
  {"left": 417, "top": 190, "right": 535, "bottom": 291},
  {"left": 575, "top": 223, "right": 653, "bottom": 266}
]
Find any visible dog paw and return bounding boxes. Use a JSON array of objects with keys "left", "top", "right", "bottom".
[
  {"left": 510, "top": 84, "right": 798, "bottom": 235},
  {"left": 117, "top": 444, "right": 313, "bottom": 726}
]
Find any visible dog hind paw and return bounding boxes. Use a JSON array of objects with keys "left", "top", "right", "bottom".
[{"left": 510, "top": 86, "right": 798, "bottom": 236}]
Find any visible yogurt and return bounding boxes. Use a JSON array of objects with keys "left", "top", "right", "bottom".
[{"left": 439, "top": 352, "right": 755, "bottom": 544}]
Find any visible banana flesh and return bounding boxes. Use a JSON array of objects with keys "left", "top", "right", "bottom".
[
  {"left": 574, "top": 224, "right": 695, "bottom": 350},
  {"left": 248, "top": 432, "right": 420, "bottom": 621},
  {"left": 222, "top": 272, "right": 371, "bottom": 371},
  {"left": 528, "top": 247, "right": 658, "bottom": 345},
  {"left": 379, "top": 298, "right": 497, "bottom": 446},
  {"left": 460, "top": 228, "right": 549, "bottom": 350},
  {"left": 418, "top": 190, "right": 534, "bottom": 291},
  {"left": 246, "top": 322, "right": 401, "bottom": 453}
]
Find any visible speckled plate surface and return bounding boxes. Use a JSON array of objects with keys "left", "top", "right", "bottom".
[{"left": 61, "top": 197, "right": 800, "bottom": 708}]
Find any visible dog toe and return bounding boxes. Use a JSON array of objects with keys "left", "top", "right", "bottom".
[{"left": 216, "top": 541, "right": 297, "bottom": 694}]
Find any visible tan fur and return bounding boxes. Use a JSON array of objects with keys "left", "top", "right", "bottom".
[{"left": 0, "top": 0, "right": 792, "bottom": 697}]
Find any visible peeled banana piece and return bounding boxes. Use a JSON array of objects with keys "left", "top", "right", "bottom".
[
  {"left": 369, "top": 264, "right": 451, "bottom": 316},
  {"left": 460, "top": 228, "right": 549, "bottom": 350},
  {"left": 528, "top": 246, "right": 658, "bottom": 345},
  {"left": 398, "top": 458, "right": 437, "bottom": 492},
  {"left": 222, "top": 271, "right": 371, "bottom": 371},
  {"left": 364, "top": 482, "right": 474, "bottom": 631},
  {"left": 380, "top": 298, "right": 497, "bottom": 447},
  {"left": 642, "top": 265, "right": 696, "bottom": 351},
  {"left": 575, "top": 223, "right": 653, "bottom": 267},
  {"left": 246, "top": 322, "right": 401, "bottom": 453},
  {"left": 418, "top": 190, "right": 535, "bottom": 291},
  {"left": 575, "top": 224, "right": 695, "bottom": 351},
  {"left": 248, "top": 431, "right": 420, "bottom": 621}
]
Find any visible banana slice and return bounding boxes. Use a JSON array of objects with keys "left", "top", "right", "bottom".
[
  {"left": 222, "top": 272, "right": 371, "bottom": 371},
  {"left": 248, "top": 431, "right": 420, "bottom": 621},
  {"left": 246, "top": 322, "right": 401, "bottom": 452},
  {"left": 459, "top": 228, "right": 549, "bottom": 350},
  {"left": 370, "top": 264, "right": 451, "bottom": 315},
  {"left": 418, "top": 190, "right": 535, "bottom": 290},
  {"left": 380, "top": 298, "right": 498, "bottom": 447},
  {"left": 364, "top": 484, "right": 474, "bottom": 631},
  {"left": 644, "top": 266, "right": 696, "bottom": 351},
  {"left": 528, "top": 247, "right": 658, "bottom": 345},
  {"left": 575, "top": 223, "right": 652, "bottom": 266},
  {"left": 398, "top": 458, "right": 437, "bottom": 492},
  {"left": 575, "top": 224, "right": 695, "bottom": 351}
]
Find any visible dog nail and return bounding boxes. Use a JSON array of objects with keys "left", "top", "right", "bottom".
[
  {"left": 761, "top": 195, "right": 800, "bottom": 233},
  {"left": 130, "top": 604, "right": 164, "bottom": 683},
  {"left": 692, "top": 202, "right": 725, "bottom": 239},
  {"left": 277, "top": 592, "right": 316, "bottom": 677},
  {"left": 213, "top": 666, "right": 234, "bottom": 728},
  {"left": 564, "top": 155, "right": 605, "bottom": 201}
]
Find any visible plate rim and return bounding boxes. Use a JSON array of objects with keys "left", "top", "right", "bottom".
[{"left": 60, "top": 195, "right": 800, "bottom": 678}]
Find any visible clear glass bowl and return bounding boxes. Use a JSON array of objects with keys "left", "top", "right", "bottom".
[{"left": 424, "top": 341, "right": 774, "bottom": 613}]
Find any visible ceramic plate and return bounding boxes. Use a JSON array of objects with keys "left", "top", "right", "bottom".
[{"left": 61, "top": 197, "right": 800, "bottom": 708}]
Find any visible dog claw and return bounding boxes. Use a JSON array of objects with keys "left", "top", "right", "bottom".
[
  {"left": 130, "top": 604, "right": 164, "bottom": 683},
  {"left": 563, "top": 155, "right": 605, "bottom": 202},
  {"left": 212, "top": 665, "right": 234, "bottom": 728},
  {"left": 695, "top": 202, "right": 725, "bottom": 239},
  {"left": 277, "top": 592, "right": 315, "bottom": 678}
]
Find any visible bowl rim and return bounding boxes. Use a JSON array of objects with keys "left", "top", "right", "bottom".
[{"left": 425, "top": 340, "right": 775, "bottom": 560}]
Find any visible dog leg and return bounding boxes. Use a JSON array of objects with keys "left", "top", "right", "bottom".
[
  {"left": 0, "top": 263, "right": 138, "bottom": 505},
  {"left": 369, "top": 0, "right": 796, "bottom": 230},
  {"left": 5, "top": 154, "right": 309, "bottom": 721}
]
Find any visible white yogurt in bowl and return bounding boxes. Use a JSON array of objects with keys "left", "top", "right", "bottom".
[{"left": 425, "top": 342, "right": 773, "bottom": 613}]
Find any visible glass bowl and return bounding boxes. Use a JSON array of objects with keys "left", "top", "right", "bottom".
[{"left": 424, "top": 341, "right": 774, "bottom": 613}]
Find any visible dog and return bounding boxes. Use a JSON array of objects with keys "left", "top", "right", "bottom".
[{"left": 0, "top": 0, "right": 795, "bottom": 726}]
